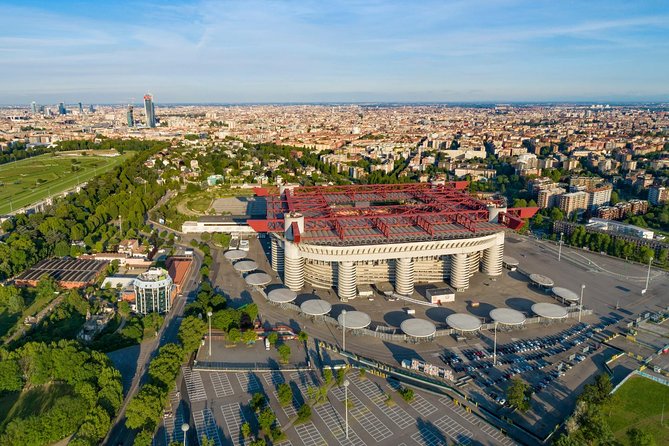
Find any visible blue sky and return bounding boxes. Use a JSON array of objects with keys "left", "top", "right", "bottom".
[{"left": 0, "top": 0, "right": 668, "bottom": 103}]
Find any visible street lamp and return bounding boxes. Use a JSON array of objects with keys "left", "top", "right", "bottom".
[
  {"left": 579, "top": 284, "right": 586, "bottom": 323},
  {"left": 344, "top": 379, "right": 350, "bottom": 439},
  {"left": 181, "top": 423, "right": 189, "bottom": 446},
  {"left": 558, "top": 232, "right": 564, "bottom": 262},
  {"left": 641, "top": 256, "right": 653, "bottom": 295},
  {"left": 341, "top": 310, "right": 347, "bottom": 352},
  {"left": 493, "top": 322, "right": 498, "bottom": 366},
  {"left": 207, "top": 311, "right": 213, "bottom": 357}
]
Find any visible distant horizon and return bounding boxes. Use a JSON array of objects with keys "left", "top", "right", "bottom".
[{"left": 1, "top": 1, "right": 668, "bottom": 103}]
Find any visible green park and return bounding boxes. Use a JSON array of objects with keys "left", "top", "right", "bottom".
[{"left": 0, "top": 151, "right": 133, "bottom": 215}]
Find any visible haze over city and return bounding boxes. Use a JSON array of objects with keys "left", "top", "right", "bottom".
[{"left": 1, "top": 0, "right": 669, "bottom": 103}]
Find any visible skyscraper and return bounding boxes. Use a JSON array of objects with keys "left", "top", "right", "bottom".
[
  {"left": 30, "top": 101, "right": 37, "bottom": 114},
  {"left": 127, "top": 105, "right": 134, "bottom": 127},
  {"left": 58, "top": 102, "right": 66, "bottom": 115},
  {"left": 78, "top": 102, "right": 83, "bottom": 114},
  {"left": 143, "top": 94, "right": 156, "bottom": 128},
  {"left": 88, "top": 104, "right": 95, "bottom": 113}
]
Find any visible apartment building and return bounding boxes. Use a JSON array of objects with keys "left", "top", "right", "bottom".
[{"left": 558, "top": 191, "right": 588, "bottom": 216}]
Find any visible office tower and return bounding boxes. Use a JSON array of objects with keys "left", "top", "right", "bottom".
[
  {"left": 127, "top": 105, "right": 134, "bottom": 127},
  {"left": 30, "top": 101, "right": 37, "bottom": 114},
  {"left": 143, "top": 94, "right": 156, "bottom": 128},
  {"left": 88, "top": 104, "right": 95, "bottom": 113},
  {"left": 78, "top": 102, "right": 83, "bottom": 113},
  {"left": 58, "top": 102, "right": 66, "bottom": 115}
]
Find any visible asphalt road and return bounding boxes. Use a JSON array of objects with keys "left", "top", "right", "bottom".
[{"left": 104, "top": 245, "right": 202, "bottom": 446}]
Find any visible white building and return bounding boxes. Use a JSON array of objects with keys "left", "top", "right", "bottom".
[{"left": 134, "top": 267, "right": 174, "bottom": 314}]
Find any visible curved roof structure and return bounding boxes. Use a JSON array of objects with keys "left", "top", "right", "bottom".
[
  {"left": 224, "top": 250, "right": 247, "bottom": 261},
  {"left": 300, "top": 299, "right": 332, "bottom": 316},
  {"left": 267, "top": 288, "right": 297, "bottom": 304},
  {"left": 446, "top": 313, "right": 482, "bottom": 331},
  {"left": 552, "top": 286, "right": 579, "bottom": 302},
  {"left": 502, "top": 255, "right": 519, "bottom": 266},
  {"left": 529, "top": 273, "right": 554, "bottom": 287},
  {"left": 489, "top": 307, "right": 526, "bottom": 325},
  {"left": 401, "top": 318, "right": 437, "bottom": 338},
  {"left": 245, "top": 272, "right": 272, "bottom": 286},
  {"left": 233, "top": 260, "right": 258, "bottom": 272},
  {"left": 338, "top": 311, "right": 371, "bottom": 329},
  {"left": 532, "top": 302, "right": 568, "bottom": 319}
]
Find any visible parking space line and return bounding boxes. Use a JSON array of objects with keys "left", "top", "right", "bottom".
[
  {"left": 411, "top": 428, "right": 448, "bottom": 446},
  {"left": 193, "top": 408, "right": 222, "bottom": 446},
  {"left": 263, "top": 371, "right": 286, "bottom": 388},
  {"left": 410, "top": 395, "right": 438, "bottom": 417},
  {"left": 440, "top": 399, "right": 517, "bottom": 446},
  {"left": 314, "top": 402, "right": 366, "bottom": 446},
  {"left": 330, "top": 385, "right": 393, "bottom": 442},
  {"left": 294, "top": 421, "right": 328, "bottom": 446},
  {"left": 236, "top": 372, "right": 262, "bottom": 393},
  {"left": 182, "top": 366, "right": 207, "bottom": 402},
  {"left": 162, "top": 403, "right": 185, "bottom": 445},
  {"left": 220, "top": 402, "right": 248, "bottom": 446},
  {"left": 351, "top": 376, "right": 413, "bottom": 429},
  {"left": 210, "top": 372, "right": 235, "bottom": 398},
  {"left": 432, "top": 415, "right": 473, "bottom": 445}
]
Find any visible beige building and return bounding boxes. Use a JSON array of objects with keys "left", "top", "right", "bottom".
[
  {"left": 559, "top": 191, "right": 588, "bottom": 216},
  {"left": 538, "top": 187, "right": 566, "bottom": 208}
]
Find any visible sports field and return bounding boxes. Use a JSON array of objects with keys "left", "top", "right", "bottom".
[
  {"left": 604, "top": 375, "right": 669, "bottom": 445},
  {"left": 0, "top": 151, "right": 133, "bottom": 214}
]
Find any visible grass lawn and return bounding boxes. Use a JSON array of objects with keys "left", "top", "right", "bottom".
[
  {"left": 0, "top": 309, "right": 20, "bottom": 339},
  {"left": 0, "top": 382, "right": 72, "bottom": 429},
  {"left": 187, "top": 196, "right": 213, "bottom": 212},
  {"left": 0, "top": 151, "right": 134, "bottom": 214},
  {"left": 603, "top": 375, "right": 669, "bottom": 445}
]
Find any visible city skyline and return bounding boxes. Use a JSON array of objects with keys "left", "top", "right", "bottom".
[{"left": 1, "top": 0, "right": 668, "bottom": 103}]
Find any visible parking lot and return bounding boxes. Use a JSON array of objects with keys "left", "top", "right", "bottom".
[{"left": 159, "top": 366, "right": 518, "bottom": 446}]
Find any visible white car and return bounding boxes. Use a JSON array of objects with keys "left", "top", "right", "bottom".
[{"left": 239, "top": 239, "right": 250, "bottom": 251}]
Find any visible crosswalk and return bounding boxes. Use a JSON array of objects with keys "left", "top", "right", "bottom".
[{"left": 182, "top": 366, "right": 207, "bottom": 402}]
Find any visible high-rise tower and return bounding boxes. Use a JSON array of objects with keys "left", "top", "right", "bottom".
[
  {"left": 143, "top": 94, "right": 156, "bottom": 128},
  {"left": 127, "top": 105, "right": 134, "bottom": 127},
  {"left": 30, "top": 101, "right": 37, "bottom": 114}
]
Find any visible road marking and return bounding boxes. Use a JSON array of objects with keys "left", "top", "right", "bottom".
[
  {"left": 294, "top": 421, "right": 328, "bottom": 446},
  {"left": 220, "top": 402, "right": 248, "bottom": 446},
  {"left": 193, "top": 408, "right": 222, "bottom": 446},
  {"left": 314, "top": 402, "right": 366, "bottom": 446},
  {"left": 182, "top": 366, "right": 207, "bottom": 402},
  {"left": 210, "top": 372, "right": 235, "bottom": 397}
]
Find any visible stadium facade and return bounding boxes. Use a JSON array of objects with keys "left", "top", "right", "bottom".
[{"left": 249, "top": 183, "right": 536, "bottom": 301}]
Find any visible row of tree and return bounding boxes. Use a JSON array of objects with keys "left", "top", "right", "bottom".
[{"left": 0, "top": 340, "right": 123, "bottom": 445}]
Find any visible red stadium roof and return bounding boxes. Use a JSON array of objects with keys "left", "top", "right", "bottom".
[{"left": 249, "top": 183, "right": 536, "bottom": 246}]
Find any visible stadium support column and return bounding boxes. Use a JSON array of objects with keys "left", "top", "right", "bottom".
[
  {"left": 337, "top": 261, "right": 357, "bottom": 302},
  {"left": 283, "top": 212, "right": 305, "bottom": 292},
  {"left": 271, "top": 236, "right": 284, "bottom": 275},
  {"left": 481, "top": 232, "right": 505, "bottom": 276},
  {"left": 450, "top": 253, "right": 469, "bottom": 291},
  {"left": 395, "top": 257, "right": 415, "bottom": 296}
]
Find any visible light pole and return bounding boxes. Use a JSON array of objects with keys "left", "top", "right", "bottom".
[
  {"left": 207, "top": 311, "right": 213, "bottom": 357},
  {"left": 181, "top": 423, "right": 189, "bottom": 446},
  {"left": 493, "top": 322, "right": 498, "bottom": 366},
  {"left": 341, "top": 310, "right": 347, "bottom": 352},
  {"left": 344, "top": 379, "right": 350, "bottom": 439},
  {"left": 579, "top": 284, "right": 585, "bottom": 322},
  {"left": 641, "top": 256, "right": 653, "bottom": 295},
  {"left": 558, "top": 232, "right": 564, "bottom": 261},
  {"left": 118, "top": 215, "right": 123, "bottom": 239}
]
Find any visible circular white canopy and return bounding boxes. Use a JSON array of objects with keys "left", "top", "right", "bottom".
[
  {"left": 503, "top": 255, "right": 519, "bottom": 266},
  {"left": 245, "top": 272, "right": 272, "bottom": 286},
  {"left": 530, "top": 273, "right": 554, "bottom": 287},
  {"left": 490, "top": 308, "right": 526, "bottom": 325},
  {"left": 267, "top": 288, "right": 297, "bottom": 303},
  {"left": 552, "top": 286, "right": 579, "bottom": 302},
  {"left": 224, "top": 250, "right": 247, "bottom": 261},
  {"left": 338, "top": 311, "right": 371, "bottom": 329},
  {"left": 446, "top": 313, "right": 482, "bottom": 332},
  {"left": 401, "top": 318, "right": 437, "bottom": 338},
  {"left": 300, "top": 299, "right": 332, "bottom": 316},
  {"left": 532, "top": 302, "right": 568, "bottom": 319},
  {"left": 234, "top": 260, "right": 258, "bottom": 272}
]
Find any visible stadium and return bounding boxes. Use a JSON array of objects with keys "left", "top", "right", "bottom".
[{"left": 249, "top": 182, "right": 536, "bottom": 301}]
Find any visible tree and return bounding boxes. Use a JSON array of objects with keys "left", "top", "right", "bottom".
[
  {"left": 250, "top": 392, "right": 266, "bottom": 412},
  {"left": 125, "top": 384, "right": 164, "bottom": 430},
  {"left": 133, "top": 429, "right": 154, "bottom": 446},
  {"left": 178, "top": 316, "right": 207, "bottom": 353},
  {"left": 228, "top": 328, "right": 241, "bottom": 344},
  {"left": 277, "top": 383, "right": 293, "bottom": 407},
  {"left": 249, "top": 439, "right": 266, "bottom": 446},
  {"left": 627, "top": 427, "right": 656, "bottom": 446},
  {"left": 398, "top": 386, "right": 414, "bottom": 402},
  {"left": 336, "top": 368, "right": 346, "bottom": 386},
  {"left": 296, "top": 403, "right": 312, "bottom": 422},
  {"left": 0, "top": 285, "right": 24, "bottom": 313},
  {"left": 323, "top": 368, "right": 333, "bottom": 384},
  {"left": 0, "top": 359, "right": 24, "bottom": 391},
  {"left": 277, "top": 344, "right": 291, "bottom": 363},
  {"left": 297, "top": 331, "right": 308, "bottom": 342},
  {"left": 506, "top": 378, "right": 531, "bottom": 412},
  {"left": 267, "top": 332, "right": 278, "bottom": 346},
  {"left": 241, "top": 421, "right": 252, "bottom": 439},
  {"left": 257, "top": 407, "right": 276, "bottom": 432},
  {"left": 242, "top": 330, "right": 257, "bottom": 344}
]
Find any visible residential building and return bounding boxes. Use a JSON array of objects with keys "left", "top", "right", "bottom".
[
  {"left": 558, "top": 191, "right": 588, "bottom": 216},
  {"left": 134, "top": 267, "right": 174, "bottom": 314},
  {"left": 649, "top": 186, "right": 669, "bottom": 206}
]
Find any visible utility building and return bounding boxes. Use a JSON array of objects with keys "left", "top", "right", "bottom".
[{"left": 249, "top": 183, "right": 536, "bottom": 301}]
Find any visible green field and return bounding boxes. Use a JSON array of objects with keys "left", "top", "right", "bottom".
[
  {"left": 603, "top": 375, "right": 669, "bottom": 445},
  {"left": 0, "top": 151, "right": 133, "bottom": 214}
]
